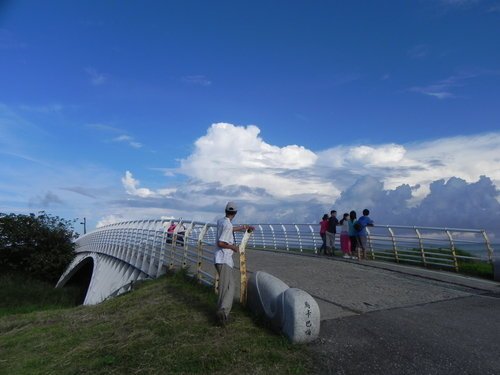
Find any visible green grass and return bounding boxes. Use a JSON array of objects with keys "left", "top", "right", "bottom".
[
  {"left": 372, "top": 248, "right": 494, "bottom": 279},
  {"left": 0, "top": 271, "right": 314, "bottom": 375},
  {"left": 0, "top": 273, "right": 82, "bottom": 317}
]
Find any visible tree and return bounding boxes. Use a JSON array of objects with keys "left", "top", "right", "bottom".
[{"left": 0, "top": 212, "right": 77, "bottom": 283}]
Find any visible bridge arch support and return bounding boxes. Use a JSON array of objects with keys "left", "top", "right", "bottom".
[{"left": 56, "top": 252, "right": 149, "bottom": 305}]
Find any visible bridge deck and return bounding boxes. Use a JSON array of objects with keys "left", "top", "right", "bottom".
[
  {"left": 244, "top": 250, "right": 498, "bottom": 320},
  {"left": 242, "top": 250, "right": 500, "bottom": 374}
]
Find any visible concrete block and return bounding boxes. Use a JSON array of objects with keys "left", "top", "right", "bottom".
[
  {"left": 247, "top": 271, "right": 320, "bottom": 344},
  {"left": 247, "top": 271, "right": 289, "bottom": 318},
  {"left": 278, "top": 288, "right": 320, "bottom": 344}
]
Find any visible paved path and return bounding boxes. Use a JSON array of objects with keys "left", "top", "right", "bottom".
[{"left": 243, "top": 250, "right": 500, "bottom": 375}]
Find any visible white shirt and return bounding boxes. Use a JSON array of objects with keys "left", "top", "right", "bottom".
[
  {"left": 214, "top": 216, "right": 235, "bottom": 267},
  {"left": 341, "top": 219, "right": 349, "bottom": 233}
]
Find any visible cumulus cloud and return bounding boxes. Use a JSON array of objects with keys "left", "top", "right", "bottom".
[
  {"left": 179, "top": 123, "right": 337, "bottom": 200},
  {"left": 122, "top": 171, "right": 158, "bottom": 198},
  {"left": 334, "top": 175, "right": 500, "bottom": 240},
  {"left": 117, "top": 124, "right": 500, "bottom": 238},
  {"left": 96, "top": 214, "right": 124, "bottom": 228}
]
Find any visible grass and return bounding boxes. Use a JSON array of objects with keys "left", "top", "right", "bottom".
[
  {"left": 0, "top": 273, "right": 82, "bottom": 317},
  {"left": 0, "top": 271, "right": 315, "bottom": 375},
  {"left": 371, "top": 248, "right": 494, "bottom": 279}
]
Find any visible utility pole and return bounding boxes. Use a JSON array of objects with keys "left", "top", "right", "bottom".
[{"left": 80, "top": 217, "right": 87, "bottom": 235}]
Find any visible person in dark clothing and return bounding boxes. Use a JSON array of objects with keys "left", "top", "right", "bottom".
[
  {"left": 348, "top": 210, "right": 359, "bottom": 259},
  {"left": 319, "top": 214, "right": 329, "bottom": 255},
  {"left": 325, "top": 210, "right": 339, "bottom": 256}
]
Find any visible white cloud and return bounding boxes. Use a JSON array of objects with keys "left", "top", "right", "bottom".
[
  {"left": 408, "top": 70, "right": 500, "bottom": 100},
  {"left": 179, "top": 123, "right": 336, "bottom": 199},
  {"left": 96, "top": 214, "right": 124, "bottom": 228},
  {"left": 181, "top": 75, "right": 212, "bottom": 86},
  {"left": 350, "top": 144, "right": 407, "bottom": 165},
  {"left": 85, "top": 67, "right": 107, "bottom": 86},
  {"left": 111, "top": 124, "right": 499, "bottom": 239},
  {"left": 113, "top": 135, "right": 143, "bottom": 149},
  {"left": 392, "top": 133, "right": 500, "bottom": 190},
  {"left": 407, "top": 44, "right": 430, "bottom": 59},
  {"left": 124, "top": 124, "right": 500, "bottom": 215},
  {"left": 122, "top": 171, "right": 157, "bottom": 198}
]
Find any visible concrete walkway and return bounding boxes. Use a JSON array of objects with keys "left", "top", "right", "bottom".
[{"left": 244, "top": 250, "right": 500, "bottom": 375}]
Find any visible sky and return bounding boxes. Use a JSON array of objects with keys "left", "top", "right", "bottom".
[{"left": 1, "top": 0, "right": 499, "bottom": 240}]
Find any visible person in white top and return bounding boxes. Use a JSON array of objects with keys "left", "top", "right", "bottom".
[{"left": 214, "top": 201, "right": 254, "bottom": 326}]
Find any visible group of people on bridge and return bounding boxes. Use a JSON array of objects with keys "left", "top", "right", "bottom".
[{"left": 320, "top": 209, "right": 374, "bottom": 260}]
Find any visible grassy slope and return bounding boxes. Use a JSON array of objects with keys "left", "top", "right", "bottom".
[{"left": 0, "top": 272, "right": 314, "bottom": 375}]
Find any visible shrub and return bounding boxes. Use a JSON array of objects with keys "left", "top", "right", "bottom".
[{"left": 0, "top": 212, "right": 77, "bottom": 283}]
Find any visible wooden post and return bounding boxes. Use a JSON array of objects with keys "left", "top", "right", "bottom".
[{"left": 239, "top": 229, "right": 253, "bottom": 306}]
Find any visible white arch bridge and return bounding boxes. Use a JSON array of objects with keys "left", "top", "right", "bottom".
[{"left": 56, "top": 219, "right": 496, "bottom": 305}]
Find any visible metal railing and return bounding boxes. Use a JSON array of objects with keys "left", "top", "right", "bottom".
[
  {"left": 75, "top": 219, "right": 222, "bottom": 288},
  {"left": 75, "top": 219, "right": 495, "bottom": 286},
  {"left": 246, "top": 223, "right": 495, "bottom": 272}
]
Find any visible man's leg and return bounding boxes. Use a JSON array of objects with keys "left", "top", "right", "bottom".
[
  {"left": 350, "top": 236, "right": 359, "bottom": 259},
  {"left": 325, "top": 232, "right": 334, "bottom": 255},
  {"left": 359, "top": 236, "right": 368, "bottom": 259},
  {"left": 215, "top": 264, "right": 234, "bottom": 324},
  {"left": 332, "top": 233, "right": 336, "bottom": 254}
]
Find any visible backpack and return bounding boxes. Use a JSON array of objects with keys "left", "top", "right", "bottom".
[{"left": 353, "top": 222, "right": 363, "bottom": 232}]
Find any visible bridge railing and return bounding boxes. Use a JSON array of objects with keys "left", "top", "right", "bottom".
[
  {"left": 76, "top": 220, "right": 495, "bottom": 283},
  {"left": 244, "top": 223, "right": 494, "bottom": 273}
]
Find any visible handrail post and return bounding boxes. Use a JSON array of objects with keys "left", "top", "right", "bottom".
[
  {"left": 445, "top": 230, "right": 459, "bottom": 272},
  {"left": 156, "top": 220, "right": 168, "bottom": 277},
  {"left": 295, "top": 224, "right": 303, "bottom": 252},
  {"left": 481, "top": 230, "right": 494, "bottom": 263},
  {"left": 259, "top": 224, "right": 265, "bottom": 249},
  {"left": 270, "top": 224, "right": 277, "bottom": 250},
  {"left": 388, "top": 227, "right": 399, "bottom": 263},
  {"left": 182, "top": 221, "right": 194, "bottom": 269},
  {"left": 169, "top": 219, "right": 182, "bottom": 270},
  {"left": 309, "top": 225, "right": 318, "bottom": 252},
  {"left": 196, "top": 223, "right": 209, "bottom": 282},
  {"left": 239, "top": 229, "right": 253, "bottom": 306},
  {"left": 415, "top": 228, "right": 427, "bottom": 267},
  {"left": 282, "top": 224, "right": 289, "bottom": 251},
  {"left": 367, "top": 227, "right": 375, "bottom": 259}
]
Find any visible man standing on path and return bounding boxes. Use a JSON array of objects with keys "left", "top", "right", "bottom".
[
  {"left": 357, "top": 209, "right": 374, "bottom": 260},
  {"left": 214, "top": 201, "right": 253, "bottom": 326},
  {"left": 326, "top": 210, "right": 339, "bottom": 256}
]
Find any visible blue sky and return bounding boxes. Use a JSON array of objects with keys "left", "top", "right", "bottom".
[{"left": 1, "top": 1, "right": 499, "bottom": 239}]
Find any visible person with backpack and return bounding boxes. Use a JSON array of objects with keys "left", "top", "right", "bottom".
[
  {"left": 325, "top": 210, "right": 339, "bottom": 256},
  {"left": 356, "top": 209, "right": 374, "bottom": 260}
]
